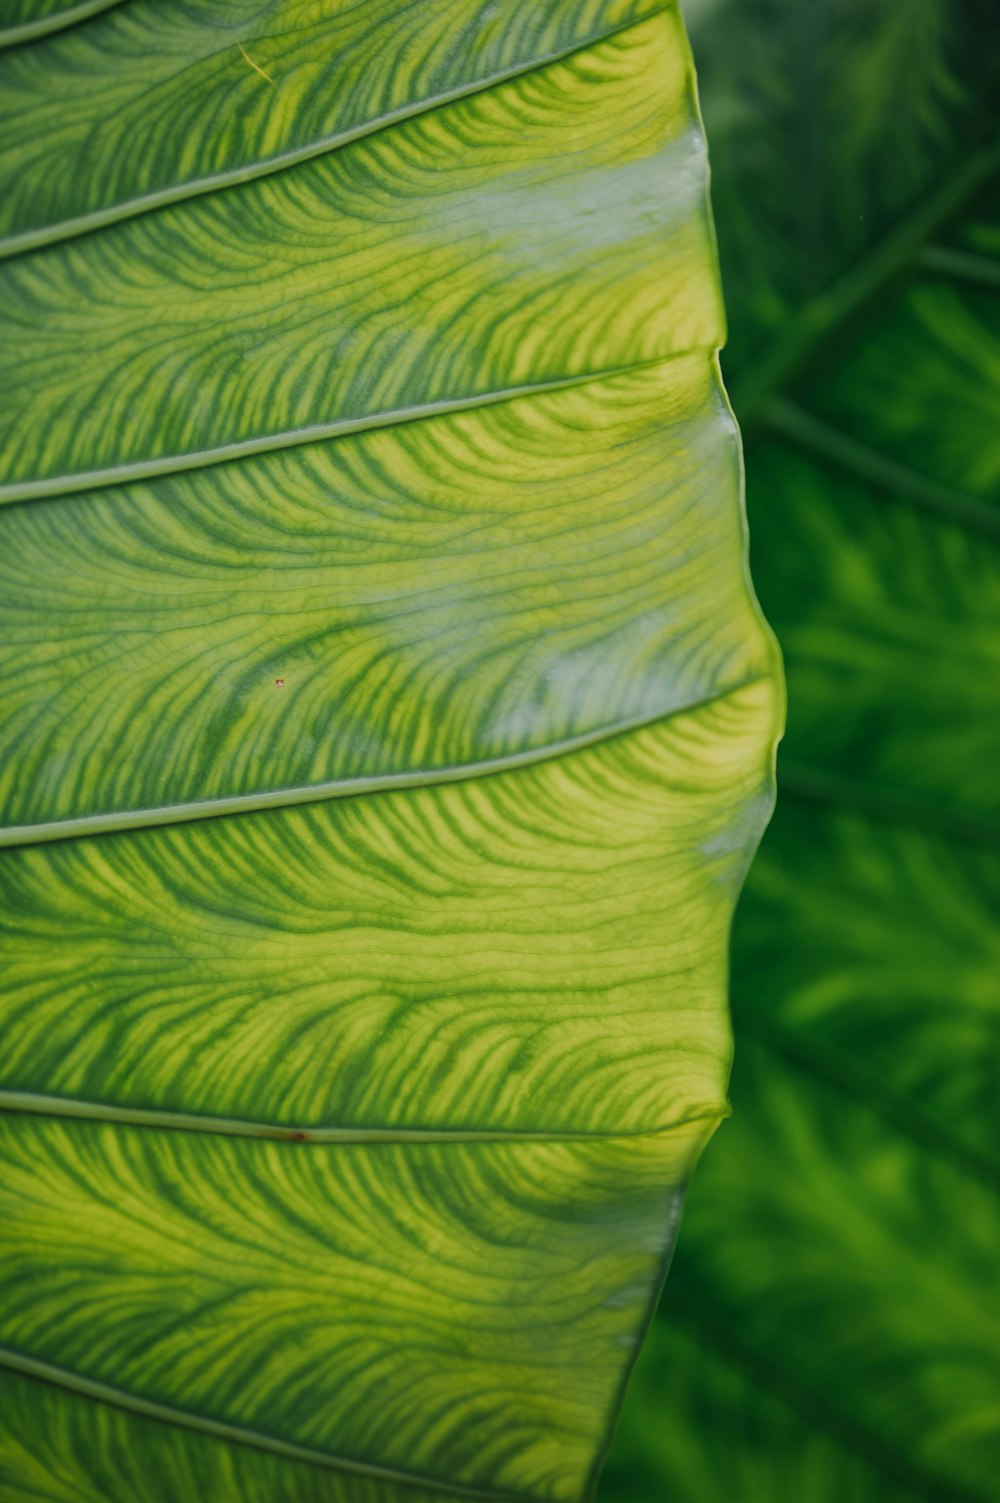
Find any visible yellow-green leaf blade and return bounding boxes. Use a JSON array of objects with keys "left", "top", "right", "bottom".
[
  {"left": 0, "top": 360, "right": 767, "bottom": 833},
  {"left": 1, "top": 685, "right": 772, "bottom": 1133},
  {"left": 0, "top": 0, "right": 665, "bottom": 250},
  {"left": 0, "top": 10, "right": 720, "bottom": 499},
  {"left": 0, "top": 2, "right": 782, "bottom": 1500},
  {"left": 0, "top": 1118, "right": 712, "bottom": 1503}
]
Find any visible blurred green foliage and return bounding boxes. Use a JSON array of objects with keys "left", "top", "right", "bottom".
[{"left": 601, "top": 1, "right": 1000, "bottom": 1498}]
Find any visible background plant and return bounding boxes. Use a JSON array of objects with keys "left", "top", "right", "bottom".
[{"left": 602, "top": 1, "right": 1000, "bottom": 1498}]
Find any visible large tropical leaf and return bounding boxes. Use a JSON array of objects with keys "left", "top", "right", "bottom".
[
  {"left": 603, "top": 0, "right": 1000, "bottom": 1498},
  {"left": 0, "top": 4, "right": 781, "bottom": 1501}
]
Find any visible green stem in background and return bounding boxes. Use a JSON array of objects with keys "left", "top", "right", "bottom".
[
  {"left": 917, "top": 243, "right": 1000, "bottom": 290},
  {"left": 667, "top": 1272, "right": 983, "bottom": 1503},
  {"left": 762, "top": 400, "right": 1000, "bottom": 539},
  {"left": 778, "top": 760, "right": 1000, "bottom": 848},
  {"left": 732, "top": 137, "right": 1000, "bottom": 429},
  {"left": 0, "top": 0, "right": 125, "bottom": 51},
  {"left": 734, "top": 1003, "right": 1000, "bottom": 1192}
]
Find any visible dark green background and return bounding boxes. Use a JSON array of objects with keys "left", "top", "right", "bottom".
[{"left": 602, "top": 1, "right": 1000, "bottom": 1498}]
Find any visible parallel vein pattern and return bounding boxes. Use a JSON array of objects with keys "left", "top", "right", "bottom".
[
  {"left": 0, "top": 0, "right": 123, "bottom": 51},
  {"left": 0, "top": 688, "right": 772, "bottom": 1134},
  {"left": 0, "top": 3, "right": 780, "bottom": 1502},
  {"left": 0, "top": 10, "right": 718, "bottom": 497},
  {"left": 0, "top": 362, "right": 767, "bottom": 833},
  {"left": 0, "top": 0, "right": 666, "bottom": 252}
]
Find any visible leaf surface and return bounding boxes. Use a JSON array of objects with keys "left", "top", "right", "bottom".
[
  {"left": 603, "top": 1, "right": 1000, "bottom": 1498},
  {"left": 0, "top": 3, "right": 780, "bottom": 1500}
]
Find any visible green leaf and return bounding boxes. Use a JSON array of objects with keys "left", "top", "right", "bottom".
[
  {"left": 0, "top": 0, "right": 121, "bottom": 50},
  {"left": 0, "top": 4, "right": 780, "bottom": 1501},
  {"left": 603, "top": 0, "right": 1000, "bottom": 1499}
]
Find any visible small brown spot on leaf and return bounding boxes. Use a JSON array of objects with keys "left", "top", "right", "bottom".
[{"left": 274, "top": 678, "right": 285, "bottom": 688}]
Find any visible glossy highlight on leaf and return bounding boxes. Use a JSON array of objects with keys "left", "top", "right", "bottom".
[{"left": 0, "top": 2, "right": 781, "bottom": 1500}]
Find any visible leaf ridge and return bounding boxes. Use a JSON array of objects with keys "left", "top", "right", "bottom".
[
  {"left": 0, "top": 1346, "right": 538, "bottom": 1503},
  {"left": 0, "top": 5, "right": 671, "bottom": 261},
  {"left": 0, "top": 1090, "right": 726, "bottom": 1144},
  {"left": 0, "top": 0, "right": 124, "bottom": 51},
  {"left": 0, "top": 352, "right": 696, "bottom": 508},
  {"left": 0, "top": 671, "right": 767, "bottom": 849}
]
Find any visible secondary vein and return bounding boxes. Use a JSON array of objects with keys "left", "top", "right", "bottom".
[
  {"left": 0, "top": 6, "right": 669, "bottom": 260},
  {"left": 0, "top": 0, "right": 125, "bottom": 51},
  {"left": 0, "top": 1346, "right": 537, "bottom": 1503},
  {"left": 0, "top": 1089, "right": 724, "bottom": 1145},
  {"left": 0, "top": 671, "right": 767, "bottom": 850},
  {"left": 0, "top": 353, "right": 693, "bottom": 508}
]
